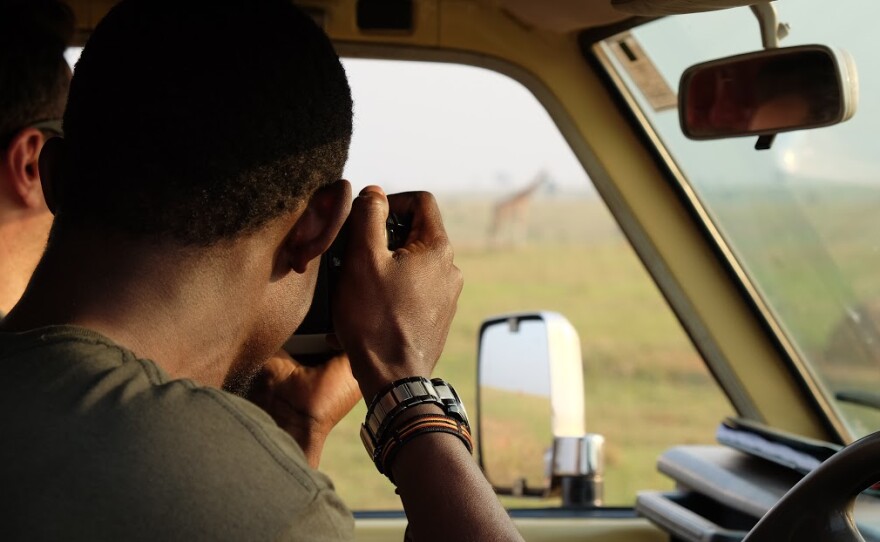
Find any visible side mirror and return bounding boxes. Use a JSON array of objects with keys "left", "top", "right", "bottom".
[
  {"left": 680, "top": 45, "right": 858, "bottom": 140},
  {"left": 477, "top": 312, "right": 604, "bottom": 506}
]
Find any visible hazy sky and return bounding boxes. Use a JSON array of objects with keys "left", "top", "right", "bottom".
[
  {"left": 341, "top": 59, "right": 592, "bottom": 195},
  {"left": 480, "top": 318, "right": 551, "bottom": 396}
]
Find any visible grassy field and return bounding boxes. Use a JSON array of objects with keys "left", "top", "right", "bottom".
[
  {"left": 480, "top": 387, "right": 555, "bottom": 492},
  {"left": 319, "top": 195, "right": 733, "bottom": 509},
  {"left": 705, "top": 183, "right": 880, "bottom": 435}
]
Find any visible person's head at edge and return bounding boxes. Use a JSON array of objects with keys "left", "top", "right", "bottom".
[
  {"left": 8, "top": 0, "right": 355, "bottom": 392},
  {"left": 0, "top": 0, "right": 74, "bottom": 316}
]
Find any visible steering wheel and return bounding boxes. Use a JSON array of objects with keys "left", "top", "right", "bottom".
[{"left": 743, "top": 430, "right": 880, "bottom": 542}]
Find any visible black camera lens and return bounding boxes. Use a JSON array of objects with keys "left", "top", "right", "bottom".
[{"left": 385, "top": 212, "right": 410, "bottom": 250}]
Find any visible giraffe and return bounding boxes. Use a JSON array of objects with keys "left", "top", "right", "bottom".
[{"left": 487, "top": 171, "right": 548, "bottom": 246}]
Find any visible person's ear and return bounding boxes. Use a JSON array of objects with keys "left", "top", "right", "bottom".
[
  {"left": 286, "top": 179, "right": 352, "bottom": 274},
  {"left": 37, "top": 136, "right": 65, "bottom": 215},
  {"left": 3, "top": 128, "right": 48, "bottom": 210}
]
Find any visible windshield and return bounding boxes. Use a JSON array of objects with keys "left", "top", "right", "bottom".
[{"left": 598, "top": 1, "right": 880, "bottom": 438}]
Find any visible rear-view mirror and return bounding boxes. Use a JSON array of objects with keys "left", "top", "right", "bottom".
[{"left": 680, "top": 45, "right": 858, "bottom": 140}]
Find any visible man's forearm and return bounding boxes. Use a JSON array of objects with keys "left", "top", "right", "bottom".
[{"left": 391, "top": 432, "right": 524, "bottom": 542}]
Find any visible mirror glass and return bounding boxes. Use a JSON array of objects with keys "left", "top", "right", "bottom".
[
  {"left": 478, "top": 316, "right": 553, "bottom": 495},
  {"left": 681, "top": 47, "right": 844, "bottom": 139}
]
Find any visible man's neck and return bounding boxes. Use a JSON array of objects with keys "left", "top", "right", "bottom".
[
  {"left": 0, "top": 211, "right": 53, "bottom": 315},
  {"left": 2, "top": 227, "right": 284, "bottom": 389}
]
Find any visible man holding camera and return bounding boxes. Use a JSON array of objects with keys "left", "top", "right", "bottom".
[{"left": 0, "top": 0, "right": 522, "bottom": 540}]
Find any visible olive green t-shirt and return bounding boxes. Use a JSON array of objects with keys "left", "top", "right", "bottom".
[{"left": 0, "top": 326, "right": 355, "bottom": 541}]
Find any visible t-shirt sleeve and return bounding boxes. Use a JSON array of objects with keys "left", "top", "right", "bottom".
[
  {"left": 167, "top": 384, "right": 357, "bottom": 541},
  {"left": 207, "top": 391, "right": 356, "bottom": 541},
  {"left": 0, "top": 332, "right": 358, "bottom": 542},
  {"left": 279, "top": 487, "right": 356, "bottom": 541}
]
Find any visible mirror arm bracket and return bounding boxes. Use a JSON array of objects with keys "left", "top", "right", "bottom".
[
  {"left": 750, "top": 3, "right": 790, "bottom": 50},
  {"left": 550, "top": 435, "right": 606, "bottom": 507},
  {"left": 755, "top": 133, "right": 776, "bottom": 151}
]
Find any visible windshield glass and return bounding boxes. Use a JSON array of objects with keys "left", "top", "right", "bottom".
[{"left": 598, "top": 1, "right": 880, "bottom": 438}]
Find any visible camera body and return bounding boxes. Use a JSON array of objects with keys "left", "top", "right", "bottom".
[{"left": 283, "top": 213, "right": 410, "bottom": 358}]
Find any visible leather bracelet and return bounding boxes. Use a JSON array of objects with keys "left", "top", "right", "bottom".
[
  {"left": 373, "top": 413, "right": 473, "bottom": 484},
  {"left": 380, "top": 420, "right": 473, "bottom": 470},
  {"left": 382, "top": 425, "right": 473, "bottom": 485},
  {"left": 374, "top": 413, "right": 467, "bottom": 466}
]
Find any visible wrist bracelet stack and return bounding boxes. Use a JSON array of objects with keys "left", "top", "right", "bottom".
[{"left": 360, "top": 377, "right": 472, "bottom": 483}]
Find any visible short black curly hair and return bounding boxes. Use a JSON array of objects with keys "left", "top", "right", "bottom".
[
  {"left": 56, "top": 0, "right": 353, "bottom": 245},
  {"left": 0, "top": 0, "right": 73, "bottom": 148}
]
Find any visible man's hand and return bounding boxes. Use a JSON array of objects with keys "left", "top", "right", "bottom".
[
  {"left": 247, "top": 349, "right": 361, "bottom": 468},
  {"left": 332, "top": 188, "right": 522, "bottom": 541},
  {"left": 332, "top": 187, "right": 463, "bottom": 403}
]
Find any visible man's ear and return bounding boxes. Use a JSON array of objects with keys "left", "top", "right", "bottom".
[
  {"left": 286, "top": 180, "right": 352, "bottom": 274},
  {"left": 3, "top": 128, "right": 48, "bottom": 211},
  {"left": 37, "top": 136, "right": 65, "bottom": 215}
]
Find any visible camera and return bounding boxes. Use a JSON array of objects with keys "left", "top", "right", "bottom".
[{"left": 283, "top": 213, "right": 410, "bottom": 359}]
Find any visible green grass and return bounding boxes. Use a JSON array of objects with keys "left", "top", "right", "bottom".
[
  {"left": 706, "top": 184, "right": 880, "bottom": 354},
  {"left": 319, "top": 196, "right": 733, "bottom": 510},
  {"left": 480, "top": 387, "right": 555, "bottom": 491},
  {"left": 705, "top": 184, "right": 880, "bottom": 435}
]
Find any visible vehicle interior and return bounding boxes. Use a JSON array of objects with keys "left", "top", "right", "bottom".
[{"left": 59, "top": 0, "right": 880, "bottom": 540}]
